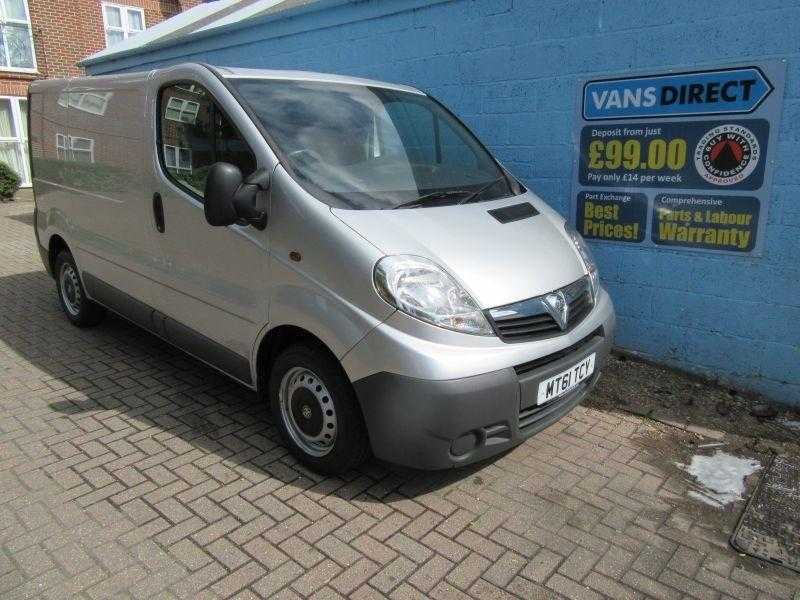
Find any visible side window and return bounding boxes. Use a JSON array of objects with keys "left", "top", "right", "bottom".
[{"left": 158, "top": 82, "right": 256, "bottom": 200}]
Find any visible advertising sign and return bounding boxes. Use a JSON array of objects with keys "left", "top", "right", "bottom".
[{"left": 572, "top": 63, "right": 785, "bottom": 254}]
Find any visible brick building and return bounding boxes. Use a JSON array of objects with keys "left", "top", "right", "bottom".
[{"left": 0, "top": 0, "right": 202, "bottom": 187}]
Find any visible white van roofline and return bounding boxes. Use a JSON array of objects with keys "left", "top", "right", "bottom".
[
  {"left": 211, "top": 65, "right": 425, "bottom": 95},
  {"left": 39, "top": 63, "right": 425, "bottom": 97}
]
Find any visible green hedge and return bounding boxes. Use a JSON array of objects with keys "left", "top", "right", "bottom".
[{"left": 0, "top": 162, "right": 21, "bottom": 199}]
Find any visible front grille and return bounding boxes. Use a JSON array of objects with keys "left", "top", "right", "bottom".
[
  {"left": 514, "top": 326, "right": 604, "bottom": 376},
  {"left": 486, "top": 276, "right": 594, "bottom": 343},
  {"left": 518, "top": 383, "right": 587, "bottom": 432}
]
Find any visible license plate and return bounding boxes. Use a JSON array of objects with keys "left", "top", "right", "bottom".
[{"left": 536, "top": 353, "right": 596, "bottom": 405}]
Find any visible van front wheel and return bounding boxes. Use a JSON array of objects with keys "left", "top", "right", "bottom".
[
  {"left": 55, "top": 251, "right": 105, "bottom": 327},
  {"left": 269, "top": 343, "right": 370, "bottom": 474}
]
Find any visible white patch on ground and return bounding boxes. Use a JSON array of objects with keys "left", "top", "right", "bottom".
[
  {"left": 677, "top": 451, "right": 761, "bottom": 507},
  {"left": 777, "top": 418, "right": 800, "bottom": 431}
]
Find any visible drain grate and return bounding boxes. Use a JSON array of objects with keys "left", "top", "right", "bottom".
[{"left": 731, "top": 454, "right": 800, "bottom": 573}]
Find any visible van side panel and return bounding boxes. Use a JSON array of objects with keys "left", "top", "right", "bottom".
[
  {"left": 30, "top": 80, "right": 73, "bottom": 267},
  {"left": 64, "top": 80, "right": 158, "bottom": 305},
  {"left": 31, "top": 75, "right": 158, "bottom": 308}
]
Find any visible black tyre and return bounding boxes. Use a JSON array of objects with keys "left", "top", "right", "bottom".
[
  {"left": 54, "top": 250, "right": 105, "bottom": 327},
  {"left": 268, "top": 342, "right": 370, "bottom": 474}
]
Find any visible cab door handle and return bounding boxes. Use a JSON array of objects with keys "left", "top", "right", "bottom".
[{"left": 153, "top": 192, "right": 165, "bottom": 233}]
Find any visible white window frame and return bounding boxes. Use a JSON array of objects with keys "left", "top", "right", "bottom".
[
  {"left": 164, "top": 96, "right": 200, "bottom": 124},
  {"left": 55, "top": 133, "right": 68, "bottom": 160},
  {"left": 0, "top": 95, "right": 30, "bottom": 186},
  {"left": 57, "top": 91, "right": 112, "bottom": 116},
  {"left": 163, "top": 144, "right": 192, "bottom": 172},
  {"left": 56, "top": 133, "right": 95, "bottom": 164},
  {"left": 0, "top": 0, "right": 37, "bottom": 73},
  {"left": 101, "top": 2, "right": 146, "bottom": 48}
]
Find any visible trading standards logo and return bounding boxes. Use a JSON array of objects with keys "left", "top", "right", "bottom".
[{"left": 694, "top": 124, "right": 761, "bottom": 186}]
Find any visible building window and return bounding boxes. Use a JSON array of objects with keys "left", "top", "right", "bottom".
[
  {"left": 0, "top": 97, "right": 30, "bottom": 186},
  {"left": 163, "top": 144, "right": 192, "bottom": 172},
  {"left": 164, "top": 97, "right": 200, "bottom": 124},
  {"left": 0, "top": 0, "right": 36, "bottom": 72},
  {"left": 102, "top": 2, "right": 145, "bottom": 47},
  {"left": 56, "top": 134, "right": 95, "bottom": 163}
]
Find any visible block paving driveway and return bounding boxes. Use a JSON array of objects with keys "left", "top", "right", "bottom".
[{"left": 1, "top": 201, "right": 798, "bottom": 599}]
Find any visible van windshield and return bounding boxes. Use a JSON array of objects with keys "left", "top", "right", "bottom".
[{"left": 231, "top": 78, "right": 515, "bottom": 209}]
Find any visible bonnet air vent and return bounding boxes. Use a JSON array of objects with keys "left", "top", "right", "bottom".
[{"left": 488, "top": 202, "right": 539, "bottom": 224}]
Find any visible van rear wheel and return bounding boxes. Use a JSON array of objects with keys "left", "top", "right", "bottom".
[
  {"left": 269, "top": 342, "right": 370, "bottom": 474},
  {"left": 55, "top": 251, "right": 105, "bottom": 327}
]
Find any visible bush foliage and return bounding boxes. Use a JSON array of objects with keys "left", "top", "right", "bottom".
[{"left": 0, "top": 162, "right": 21, "bottom": 199}]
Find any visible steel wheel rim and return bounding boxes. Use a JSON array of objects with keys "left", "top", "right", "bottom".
[
  {"left": 59, "top": 262, "right": 82, "bottom": 317},
  {"left": 278, "top": 366, "right": 337, "bottom": 457}
]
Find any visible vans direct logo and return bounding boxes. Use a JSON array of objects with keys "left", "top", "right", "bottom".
[
  {"left": 694, "top": 124, "right": 761, "bottom": 186},
  {"left": 583, "top": 67, "right": 773, "bottom": 121}
]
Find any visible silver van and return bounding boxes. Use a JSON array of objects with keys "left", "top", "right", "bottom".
[{"left": 29, "top": 63, "right": 615, "bottom": 474}]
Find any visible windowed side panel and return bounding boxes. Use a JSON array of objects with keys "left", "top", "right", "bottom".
[
  {"left": 160, "top": 84, "right": 214, "bottom": 197},
  {"left": 151, "top": 77, "right": 267, "bottom": 369},
  {"left": 158, "top": 82, "right": 256, "bottom": 201}
]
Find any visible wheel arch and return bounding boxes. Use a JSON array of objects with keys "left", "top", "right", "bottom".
[
  {"left": 255, "top": 322, "right": 374, "bottom": 470},
  {"left": 255, "top": 324, "right": 341, "bottom": 393},
  {"left": 47, "top": 234, "right": 70, "bottom": 278}
]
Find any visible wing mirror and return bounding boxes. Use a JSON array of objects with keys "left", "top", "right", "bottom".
[{"left": 204, "top": 162, "right": 270, "bottom": 230}]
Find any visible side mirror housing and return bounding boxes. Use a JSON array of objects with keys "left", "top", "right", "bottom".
[
  {"left": 205, "top": 163, "right": 241, "bottom": 227},
  {"left": 204, "top": 162, "right": 270, "bottom": 229}
]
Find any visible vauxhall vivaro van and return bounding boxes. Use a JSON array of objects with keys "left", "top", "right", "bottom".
[{"left": 29, "top": 63, "right": 615, "bottom": 474}]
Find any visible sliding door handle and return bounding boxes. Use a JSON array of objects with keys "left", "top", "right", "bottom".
[{"left": 152, "top": 192, "right": 165, "bottom": 233}]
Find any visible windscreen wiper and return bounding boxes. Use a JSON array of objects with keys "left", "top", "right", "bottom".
[
  {"left": 457, "top": 177, "right": 506, "bottom": 205},
  {"left": 393, "top": 189, "right": 472, "bottom": 209}
]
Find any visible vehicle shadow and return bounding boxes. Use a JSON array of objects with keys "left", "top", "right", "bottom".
[
  {"left": 0, "top": 269, "right": 490, "bottom": 502},
  {"left": 7, "top": 211, "right": 34, "bottom": 226}
]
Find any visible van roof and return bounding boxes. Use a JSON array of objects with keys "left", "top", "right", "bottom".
[
  {"left": 28, "top": 63, "right": 425, "bottom": 97},
  {"left": 212, "top": 65, "right": 425, "bottom": 95}
]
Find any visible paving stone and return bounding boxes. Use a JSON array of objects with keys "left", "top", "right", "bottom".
[
  {"left": 370, "top": 555, "right": 416, "bottom": 593},
  {"left": 292, "top": 560, "right": 342, "bottom": 596},
  {"left": 210, "top": 561, "right": 266, "bottom": 598},
  {"left": 206, "top": 536, "right": 250, "bottom": 570},
  {"left": 521, "top": 548, "right": 563, "bottom": 583},
  {"left": 280, "top": 535, "right": 326, "bottom": 568},
  {"left": 169, "top": 538, "right": 212, "bottom": 571},
  {"left": 407, "top": 554, "right": 454, "bottom": 593},
  {"left": 445, "top": 551, "right": 490, "bottom": 591},
  {"left": 546, "top": 572, "right": 604, "bottom": 600}
]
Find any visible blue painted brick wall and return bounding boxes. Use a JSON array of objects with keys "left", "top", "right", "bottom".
[{"left": 88, "top": 0, "right": 800, "bottom": 405}]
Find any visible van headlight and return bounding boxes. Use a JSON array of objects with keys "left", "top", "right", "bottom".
[
  {"left": 564, "top": 223, "right": 600, "bottom": 299},
  {"left": 374, "top": 255, "right": 493, "bottom": 336}
]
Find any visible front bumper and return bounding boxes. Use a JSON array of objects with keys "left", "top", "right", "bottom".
[{"left": 352, "top": 319, "right": 614, "bottom": 470}]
